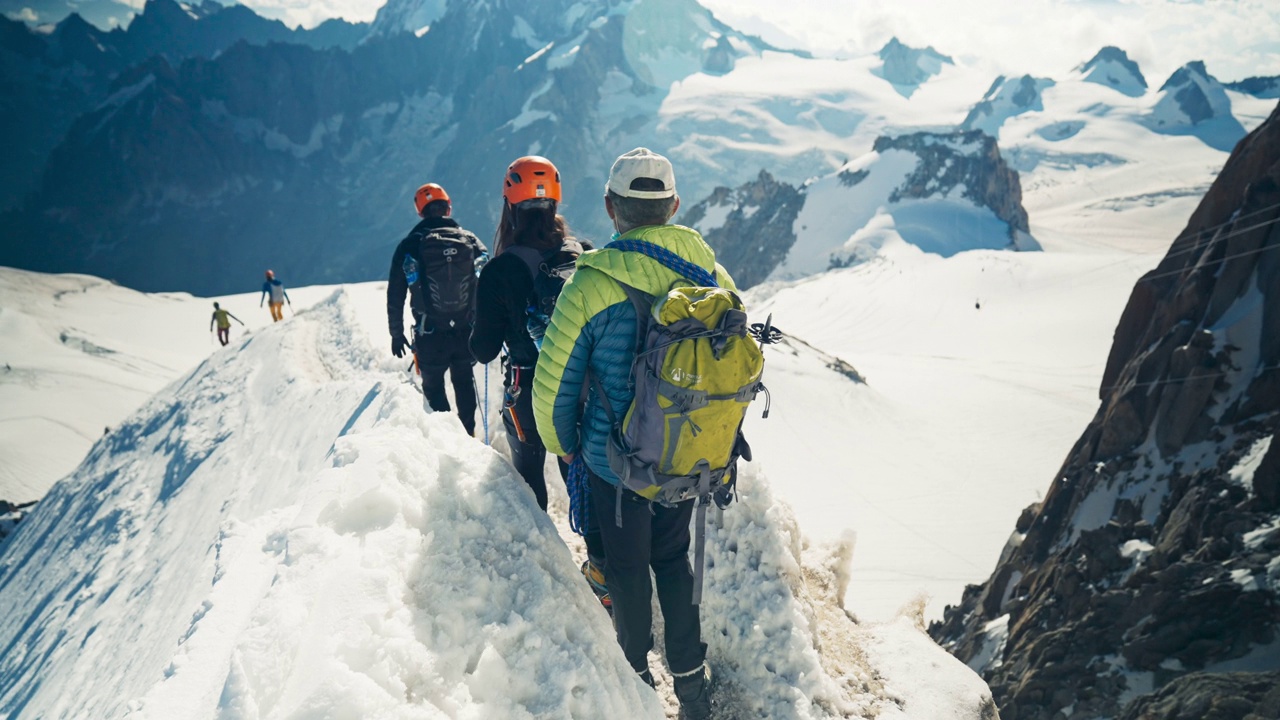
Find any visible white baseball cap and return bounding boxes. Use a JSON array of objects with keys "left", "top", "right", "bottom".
[{"left": 605, "top": 147, "right": 676, "bottom": 199}]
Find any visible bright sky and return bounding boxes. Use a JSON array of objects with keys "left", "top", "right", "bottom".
[
  {"left": 698, "top": 0, "right": 1280, "bottom": 83},
  {"left": 228, "top": 0, "right": 1280, "bottom": 83},
  {"left": 14, "top": 0, "right": 1276, "bottom": 84}
]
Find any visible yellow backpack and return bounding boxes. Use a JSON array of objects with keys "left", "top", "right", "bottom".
[{"left": 592, "top": 240, "right": 769, "bottom": 602}]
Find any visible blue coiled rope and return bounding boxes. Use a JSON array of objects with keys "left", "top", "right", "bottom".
[
  {"left": 567, "top": 455, "right": 590, "bottom": 537},
  {"left": 605, "top": 239, "right": 719, "bottom": 288}
]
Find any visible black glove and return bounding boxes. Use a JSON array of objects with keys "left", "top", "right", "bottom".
[{"left": 391, "top": 332, "right": 411, "bottom": 358}]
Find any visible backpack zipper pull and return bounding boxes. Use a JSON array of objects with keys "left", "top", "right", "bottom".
[{"left": 760, "top": 383, "right": 771, "bottom": 419}]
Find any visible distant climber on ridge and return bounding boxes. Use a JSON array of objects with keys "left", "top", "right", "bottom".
[
  {"left": 259, "top": 270, "right": 291, "bottom": 322},
  {"left": 469, "top": 156, "right": 610, "bottom": 613},
  {"left": 210, "top": 302, "right": 244, "bottom": 347},
  {"left": 387, "top": 182, "right": 488, "bottom": 435}
]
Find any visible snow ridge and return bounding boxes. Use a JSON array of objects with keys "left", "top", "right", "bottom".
[{"left": 0, "top": 288, "right": 992, "bottom": 719}]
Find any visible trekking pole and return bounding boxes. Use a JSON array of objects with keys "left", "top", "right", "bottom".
[
  {"left": 748, "top": 314, "right": 782, "bottom": 419},
  {"left": 482, "top": 362, "right": 490, "bottom": 445}
]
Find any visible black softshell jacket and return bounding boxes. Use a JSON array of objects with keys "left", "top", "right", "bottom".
[{"left": 470, "top": 251, "right": 540, "bottom": 371}]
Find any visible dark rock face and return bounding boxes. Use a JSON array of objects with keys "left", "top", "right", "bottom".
[
  {"left": 678, "top": 170, "right": 803, "bottom": 289},
  {"left": 930, "top": 101, "right": 1280, "bottom": 720},
  {"left": 0, "top": 0, "right": 366, "bottom": 210},
  {"left": 874, "top": 131, "right": 1030, "bottom": 239},
  {"left": 1117, "top": 671, "right": 1280, "bottom": 720},
  {"left": 0, "top": 500, "right": 35, "bottom": 548},
  {"left": 0, "top": 14, "right": 120, "bottom": 209}
]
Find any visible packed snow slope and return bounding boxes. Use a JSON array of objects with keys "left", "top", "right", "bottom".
[
  {"left": 743, "top": 238, "right": 1153, "bottom": 622},
  {"left": 0, "top": 288, "right": 996, "bottom": 719},
  {"left": 0, "top": 268, "right": 343, "bottom": 503},
  {"left": 1, "top": 246, "right": 1142, "bottom": 628}
]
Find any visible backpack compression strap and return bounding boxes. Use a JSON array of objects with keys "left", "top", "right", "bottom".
[{"left": 605, "top": 239, "right": 720, "bottom": 288}]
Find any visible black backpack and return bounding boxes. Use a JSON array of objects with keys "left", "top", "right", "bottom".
[
  {"left": 506, "top": 240, "right": 584, "bottom": 346},
  {"left": 411, "top": 226, "right": 482, "bottom": 329}
]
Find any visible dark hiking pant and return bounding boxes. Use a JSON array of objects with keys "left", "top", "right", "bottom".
[
  {"left": 502, "top": 367, "right": 555, "bottom": 509},
  {"left": 588, "top": 469, "right": 706, "bottom": 675},
  {"left": 217, "top": 327, "right": 230, "bottom": 346},
  {"left": 506, "top": 366, "right": 605, "bottom": 563},
  {"left": 415, "top": 330, "right": 476, "bottom": 435}
]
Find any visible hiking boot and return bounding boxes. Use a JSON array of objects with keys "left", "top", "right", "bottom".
[
  {"left": 580, "top": 560, "right": 612, "bottom": 613},
  {"left": 673, "top": 663, "right": 712, "bottom": 720}
]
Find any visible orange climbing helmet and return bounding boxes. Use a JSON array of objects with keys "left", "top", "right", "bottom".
[
  {"left": 414, "top": 183, "right": 451, "bottom": 216},
  {"left": 503, "top": 156, "right": 561, "bottom": 206}
]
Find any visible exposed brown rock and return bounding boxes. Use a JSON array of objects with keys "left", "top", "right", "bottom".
[{"left": 931, "top": 100, "right": 1280, "bottom": 720}]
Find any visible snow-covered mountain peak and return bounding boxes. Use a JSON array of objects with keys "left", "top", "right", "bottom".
[
  {"left": 1160, "top": 59, "right": 1215, "bottom": 93},
  {"left": 687, "top": 128, "right": 1037, "bottom": 286},
  {"left": 872, "top": 36, "right": 954, "bottom": 97},
  {"left": 1075, "top": 46, "right": 1147, "bottom": 97},
  {"left": 1145, "top": 60, "right": 1245, "bottom": 151},
  {"left": 961, "top": 74, "right": 1055, "bottom": 137},
  {"left": 368, "top": 0, "right": 448, "bottom": 37}
]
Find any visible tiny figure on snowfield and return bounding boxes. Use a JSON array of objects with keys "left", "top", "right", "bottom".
[
  {"left": 260, "top": 270, "right": 291, "bottom": 322},
  {"left": 210, "top": 302, "right": 244, "bottom": 347}
]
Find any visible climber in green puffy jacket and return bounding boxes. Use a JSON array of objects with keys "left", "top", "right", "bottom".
[{"left": 531, "top": 148, "right": 732, "bottom": 718}]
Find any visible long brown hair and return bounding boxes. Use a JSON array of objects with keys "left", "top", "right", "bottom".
[{"left": 493, "top": 201, "right": 574, "bottom": 256}]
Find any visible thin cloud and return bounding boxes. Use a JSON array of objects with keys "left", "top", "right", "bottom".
[
  {"left": 702, "top": 0, "right": 1280, "bottom": 82},
  {"left": 6, "top": 7, "right": 38, "bottom": 22},
  {"left": 239, "top": 0, "right": 384, "bottom": 28}
]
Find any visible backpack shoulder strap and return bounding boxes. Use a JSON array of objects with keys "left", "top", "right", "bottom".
[
  {"left": 605, "top": 238, "right": 719, "bottom": 288},
  {"left": 504, "top": 245, "right": 545, "bottom": 279}
]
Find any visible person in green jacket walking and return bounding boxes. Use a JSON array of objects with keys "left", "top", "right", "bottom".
[{"left": 531, "top": 148, "right": 731, "bottom": 719}]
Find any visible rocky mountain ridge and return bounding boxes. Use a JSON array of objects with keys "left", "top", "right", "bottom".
[
  {"left": 0, "top": 0, "right": 772, "bottom": 294},
  {"left": 0, "top": 0, "right": 364, "bottom": 208},
  {"left": 1227, "top": 76, "right": 1280, "bottom": 100},
  {"left": 1, "top": 4, "right": 1270, "bottom": 296},
  {"left": 931, "top": 100, "right": 1280, "bottom": 720},
  {"left": 679, "top": 170, "right": 805, "bottom": 289},
  {"left": 962, "top": 74, "right": 1055, "bottom": 138},
  {"left": 681, "top": 129, "right": 1034, "bottom": 288}
]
